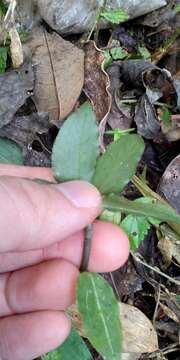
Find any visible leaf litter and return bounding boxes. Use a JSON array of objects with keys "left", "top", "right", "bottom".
[{"left": 0, "top": 1, "right": 180, "bottom": 360}]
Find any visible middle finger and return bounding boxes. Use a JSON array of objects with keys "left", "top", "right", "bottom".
[{"left": 0, "top": 258, "right": 79, "bottom": 317}]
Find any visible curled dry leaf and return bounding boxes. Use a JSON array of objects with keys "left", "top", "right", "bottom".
[
  {"left": 106, "top": 62, "right": 132, "bottom": 130},
  {"left": 68, "top": 302, "right": 158, "bottom": 354},
  {"left": 134, "top": 94, "right": 161, "bottom": 139},
  {"left": 24, "top": 26, "right": 84, "bottom": 121}
]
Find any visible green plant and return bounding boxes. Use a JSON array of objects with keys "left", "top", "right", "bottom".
[
  {"left": 0, "top": 46, "right": 8, "bottom": 73},
  {"left": 103, "top": 47, "right": 128, "bottom": 69},
  {"left": 174, "top": 4, "right": 180, "bottom": 13},
  {"left": 1, "top": 102, "right": 180, "bottom": 359},
  {"left": 100, "top": 8, "right": 129, "bottom": 24}
]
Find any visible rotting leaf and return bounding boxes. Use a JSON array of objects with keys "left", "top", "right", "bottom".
[
  {"left": 24, "top": 26, "right": 84, "bottom": 122},
  {"left": 106, "top": 63, "right": 132, "bottom": 130},
  {"left": 93, "top": 134, "right": 145, "bottom": 194},
  {"left": 0, "top": 111, "right": 51, "bottom": 167},
  {"left": 0, "top": 137, "right": 23, "bottom": 165},
  {"left": 52, "top": 102, "right": 99, "bottom": 182},
  {"left": 77, "top": 272, "right": 122, "bottom": 360},
  {"left": 42, "top": 327, "right": 93, "bottom": 360},
  {"left": 0, "top": 61, "right": 34, "bottom": 127},
  {"left": 84, "top": 41, "right": 111, "bottom": 122}
]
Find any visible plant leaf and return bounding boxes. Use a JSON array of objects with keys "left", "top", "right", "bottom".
[
  {"left": 101, "top": 9, "right": 129, "bottom": 24},
  {"left": 175, "top": 4, "right": 180, "bottom": 13},
  {"left": 0, "top": 47, "right": 8, "bottom": 74},
  {"left": 110, "top": 47, "right": 128, "bottom": 60},
  {"left": 138, "top": 45, "right": 151, "bottom": 60},
  {"left": 103, "top": 195, "right": 180, "bottom": 224},
  {"left": 52, "top": 102, "right": 99, "bottom": 182},
  {"left": 120, "top": 198, "right": 161, "bottom": 251},
  {"left": 0, "top": 137, "right": 23, "bottom": 165},
  {"left": 77, "top": 272, "right": 122, "bottom": 360},
  {"left": 121, "top": 214, "right": 151, "bottom": 251},
  {"left": 100, "top": 209, "right": 121, "bottom": 225},
  {"left": 93, "top": 134, "right": 145, "bottom": 194},
  {"left": 42, "top": 327, "right": 92, "bottom": 360},
  {"left": 24, "top": 26, "right": 84, "bottom": 121}
]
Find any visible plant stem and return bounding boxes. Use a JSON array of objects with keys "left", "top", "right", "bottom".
[
  {"left": 87, "top": 0, "right": 108, "bottom": 42},
  {"left": 80, "top": 224, "right": 93, "bottom": 272}
]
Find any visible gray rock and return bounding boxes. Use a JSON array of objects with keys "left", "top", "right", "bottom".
[{"left": 36, "top": 0, "right": 167, "bottom": 34}]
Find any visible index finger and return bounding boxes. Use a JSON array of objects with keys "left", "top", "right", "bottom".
[{"left": 0, "top": 164, "right": 54, "bottom": 181}]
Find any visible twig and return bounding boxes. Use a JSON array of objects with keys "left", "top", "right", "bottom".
[
  {"left": 131, "top": 252, "right": 180, "bottom": 286},
  {"left": 110, "top": 272, "right": 120, "bottom": 300},
  {"left": 86, "top": 0, "right": 108, "bottom": 42},
  {"left": 153, "top": 284, "right": 161, "bottom": 326}
]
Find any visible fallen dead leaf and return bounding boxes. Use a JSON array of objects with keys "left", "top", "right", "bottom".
[
  {"left": 68, "top": 301, "right": 158, "bottom": 355},
  {"left": 0, "top": 111, "right": 52, "bottom": 166},
  {"left": 24, "top": 26, "right": 84, "bottom": 121},
  {"left": 106, "top": 62, "right": 132, "bottom": 130},
  {"left": 120, "top": 303, "right": 158, "bottom": 353},
  {"left": 0, "top": 61, "right": 34, "bottom": 127},
  {"left": 158, "top": 235, "right": 180, "bottom": 266}
]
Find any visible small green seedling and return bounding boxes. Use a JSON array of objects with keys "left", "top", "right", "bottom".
[
  {"left": 100, "top": 8, "right": 129, "bottom": 25},
  {"left": 105, "top": 128, "right": 135, "bottom": 141}
]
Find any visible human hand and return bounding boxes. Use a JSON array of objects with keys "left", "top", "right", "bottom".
[{"left": 0, "top": 164, "right": 129, "bottom": 360}]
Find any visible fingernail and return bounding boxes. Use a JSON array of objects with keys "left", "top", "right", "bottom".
[{"left": 54, "top": 181, "right": 101, "bottom": 208}]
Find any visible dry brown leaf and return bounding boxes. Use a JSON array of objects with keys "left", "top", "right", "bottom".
[
  {"left": 106, "top": 62, "right": 133, "bottom": 130},
  {"left": 120, "top": 303, "right": 158, "bottom": 353},
  {"left": 24, "top": 26, "right": 84, "bottom": 121},
  {"left": 84, "top": 41, "right": 111, "bottom": 122},
  {"left": 9, "top": 25, "right": 24, "bottom": 68},
  {"left": 68, "top": 302, "right": 158, "bottom": 355},
  {"left": 158, "top": 236, "right": 180, "bottom": 266}
]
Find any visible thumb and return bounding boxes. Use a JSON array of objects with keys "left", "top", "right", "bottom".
[{"left": 0, "top": 177, "right": 101, "bottom": 253}]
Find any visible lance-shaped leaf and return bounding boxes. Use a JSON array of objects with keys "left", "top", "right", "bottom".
[
  {"left": 77, "top": 272, "right": 122, "bottom": 360},
  {"left": 0, "top": 137, "right": 23, "bottom": 165},
  {"left": 52, "top": 102, "right": 99, "bottom": 182},
  {"left": 42, "top": 327, "right": 92, "bottom": 360},
  {"left": 103, "top": 195, "right": 180, "bottom": 224},
  {"left": 93, "top": 134, "right": 145, "bottom": 194}
]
